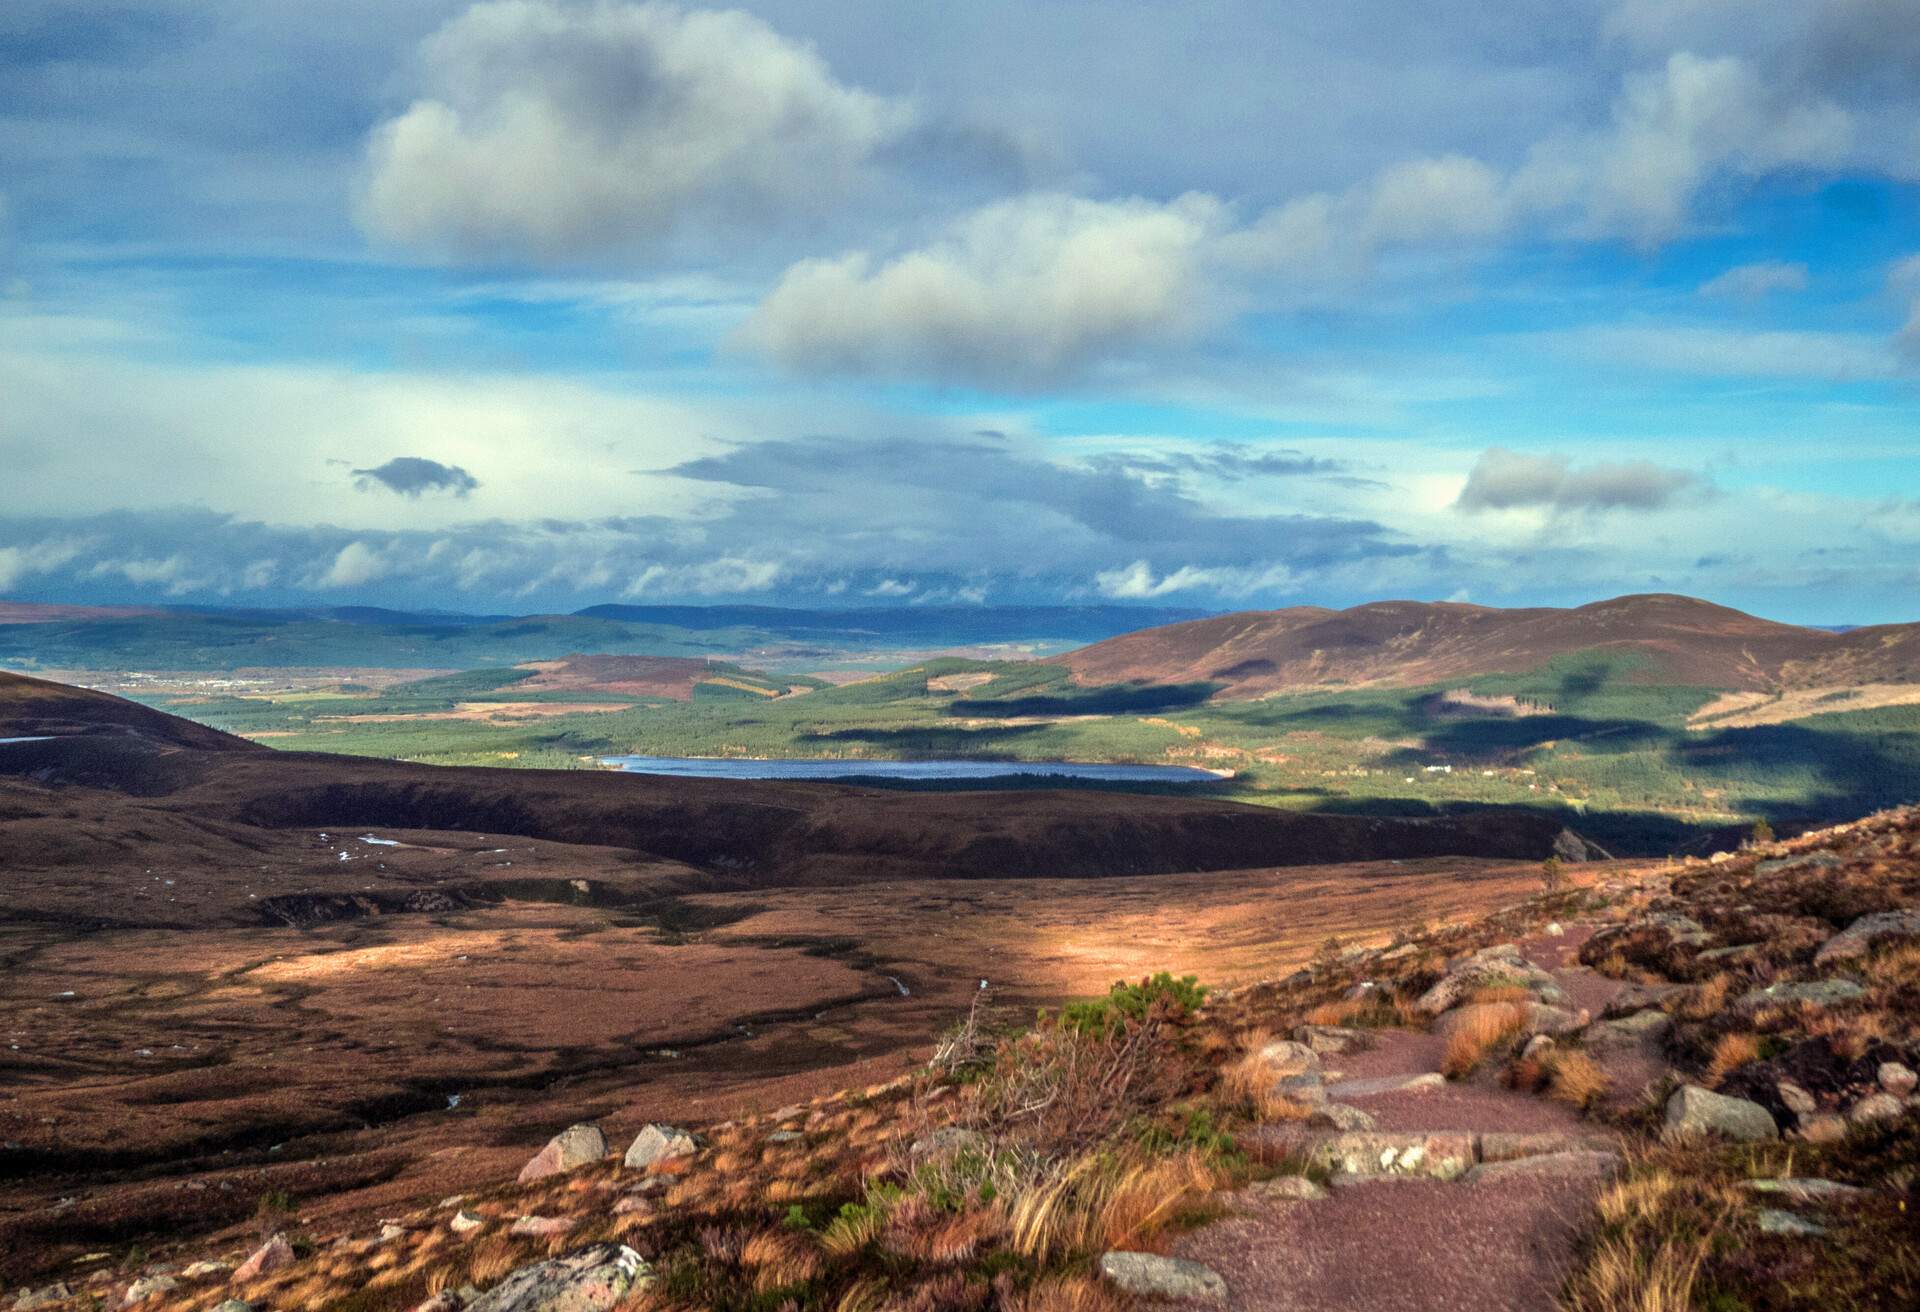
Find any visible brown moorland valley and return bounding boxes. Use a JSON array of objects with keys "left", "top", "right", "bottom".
[
  {"left": 7, "top": 666, "right": 1918, "bottom": 1311},
  {"left": 0, "top": 671, "right": 1604, "bottom": 1276}
]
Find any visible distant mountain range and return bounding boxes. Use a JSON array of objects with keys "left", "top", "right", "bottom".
[
  {"left": 0, "top": 601, "right": 1208, "bottom": 671},
  {"left": 1056, "top": 594, "right": 1920, "bottom": 696}
]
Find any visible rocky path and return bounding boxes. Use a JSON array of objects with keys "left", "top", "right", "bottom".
[{"left": 1169, "top": 923, "right": 1636, "bottom": 1312}]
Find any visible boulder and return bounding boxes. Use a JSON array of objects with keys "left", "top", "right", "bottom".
[
  {"left": 1776, "top": 1081, "right": 1816, "bottom": 1117},
  {"left": 1292, "top": 1025, "right": 1363, "bottom": 1055},
  {"left": 1586, "top": 1009, "right": 1672, "bottom": 1052},
  {"left": 450, "top": 1211, "right": 486, "bottom": 1235},
  {"left": 121, "top": 1278, "right": 178, "bottom": 1307},
  {"left": 1415, "top": 946, "right": 1567, "bottom": 1015},
  {"left": 1814, "top": 908, "right": 1920, "bottom": 965},
  {"left": 1736, "top": 979, "right": 1866, "bottom": 1014},
  {"left": 1665, "top": 1085, "right": 1777, "bottom": 1143},
  {"left": 1848, "top": 1093, "right": 1904, "bottom": 1124},
  {"left": 520, "top": 1124, "right": 608, "bottom": 1183},
  {"left": 465, "top": 1247, "right": 652, "bottom": 1312},
  {"left": 1308, "top": 1103, "right": 1377, "bottom": 1132},
  {"left": 16, "top": 1286, "right": 71, "bottom": 1312},
  {"left": 1754, "top": 1209, "right": 1827, "bottom": 1238},
  {"left": 233, "top": 1234, "right": 296, "bottom": 1283},
  {"left": 622, "top": 1124, "right": 697, "bottom": 1171},
  {"left": 1098, "top": 1253, "right": 1227, "bottom": 1302},
  {"left": 510, "top": 1217, "right": 574, "bottom": 1237},
  {"left": 1245, "top": 1175, "right": 1327, "bottom": 1201},
  {"left": 1879, "top": 1062, "right": 1917, "bottom": 1097},
  {"left": 1251, "top": 1040, "right": 1321, "bottom": 1079},
  {"left": 1744, "top": 1178, "right": 1866, "bottom": 1203},
  {"left": 1273, "top": 1074, "right": 1328, "bottom": 1106}
]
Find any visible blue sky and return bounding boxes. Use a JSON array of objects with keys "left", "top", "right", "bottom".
[{"left": 2, "top": 0, "right": 1918, "bottom": 622}]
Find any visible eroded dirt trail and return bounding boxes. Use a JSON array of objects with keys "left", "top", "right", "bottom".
[{"left": 1173, "top": 927, "right": 1634, "bottom": 1312}]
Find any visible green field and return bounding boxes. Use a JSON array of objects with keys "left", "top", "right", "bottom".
[{"left": 136, "top": 650, "right": 1920, "bottom": 854}]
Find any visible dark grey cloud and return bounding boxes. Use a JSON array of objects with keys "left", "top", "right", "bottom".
[
  {"left": 351, "top": 456, "right": 479, "bottom": 498},
  {"left": 1455, "top": 447, "right": 1704, "bottom": 514}
]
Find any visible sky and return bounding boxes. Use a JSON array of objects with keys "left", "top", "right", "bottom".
[{"left": 2, "top": 0, "right": 1918, "bottom": 623}]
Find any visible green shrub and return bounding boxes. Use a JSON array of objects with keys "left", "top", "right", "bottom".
[{"left": 1058, "top": 973, "right": 1206, "bottom": 1037}]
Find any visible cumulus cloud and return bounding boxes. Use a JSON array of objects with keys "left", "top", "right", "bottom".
[
  {"left": 1698, "top": 260, "right": 1810, "bottom": 299},
  {"left": 1455, "top": 447, "right": 1703, "bottom": 514},
  {"left": 351, "top": 456, "right": 481, "bottom": 498},
  {"left": 738, "top": 192, "right": 1225, "bottom": 386},
  {"left": 0, "top": 536, "right": 87, "bottom": 591},
  {"left": 358, "top": 0, "right": 910, "bottom": 261},
  {"left": 1093, "top": 559, "right": 1299, "bottom": 600},
  {"left": 319, "top": 540, "right": 391, "bottom": 588}
]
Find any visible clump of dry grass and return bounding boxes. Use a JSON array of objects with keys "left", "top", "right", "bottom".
[
  {"left": 1441, "top": 1002, "right": 1527, "bottom": 1079},
  {"left": 1671, "top": 973, "right": 1731, "bottom": 1022},
  {"left": 1005, "top": 1148, "right": 1219, "bottom": 1265},
  {"left": 1218, "top": 1029, "right": 1314, "bottom": 1122},
  {"left": 1704, "top": 1031, "right": 1760, "bottom": 1087},
  {"left": 1545, "top": 1048, "right": 1613, "bottom": 1110},
  {"left": 1003, "top": 1275, "right": 1129, "bottom": 1312}
]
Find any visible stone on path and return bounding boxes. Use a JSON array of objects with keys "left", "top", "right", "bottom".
[
  {"left": 1479, "top": 1131, "right": 1618, "bottom": 1163},
  {"left": 519, "top": 1124, "right": 608, "bottom": 1183},
  {"left": 1305, "top": 1131, "right": 1477, "bottom": 1181},
  {"left": 1309, "top": 1103, "right": 1378, "bottom": 1131},
  {"left": 1099, "top": 1252, "right": 1228, "bottom": 1302},
  {"left": 464, "top": 1246, "right": 652, "bottom": 1312},
  {"left": 1325, "top": 1072, "right": 1446, "bottom": 1099},
  {"left": 1244, "top": 1175, "right": 1328, "bottom": 1201},
  {"left": 233, "top": 1234, "right": 296, "bottom": 1283},
  {"left": 623, "top": 1124, "right": 697, "bottom": 1171},
  {"left": 1665, "top": 1085, "right": 1777, "bottom": 1142},
  {"left": 1461, "top": 1150, "right": 1621, "bottom": 1184}
]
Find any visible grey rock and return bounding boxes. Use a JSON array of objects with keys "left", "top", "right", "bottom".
[
  {"left": 1587, "top": 1009, "right": 1673, "bottom": 1052},
  {"left": 1849, "top": 1092, "right": 1904, "bottom": 1124},
  {"left": 510, "top": 1216, "right": 574, "bottom": 1237},
  {"left": 1813, "top": 908, "right": 1920, "bottom": 966},
  {"left": 1252, "top": 1040, "right": 1321, "bottom": 1079},
  {"left": 180, "top": 1262, "right": 231, "bottom": 1279},
  {"left": 1305, "top": 1131, "right": 1477, "bottom": 1180},
  {"left": 15, "top": 1285, "right": 71, "bottom": 1311},
  {"left": 766, "top": 1130, "right": 804, "bottom": 1143},
  {"left": 1292, "top": 1025, "right": 1363, "bottom": 1055},
  {"left": 1755, "top": 852, "right": 1841, "bottom": 877},
  {"left": 1776, "top": 1081, "right": 1817, "bottom": 1117},
  {"left": 450, "top": 1210, "right": 486, "bottom": 1235},
  {"left": 465, "top": 1247, "right": 652, "bottom": 1312},
  {"left": 907, "top": 1126, "right": 986, "bottom": 1160},
  {"left": 412, "top": 1294, "right": 465, "bottom": 1312},
  {"left": 1416, "top": 945, "right": 1568, "bottom": 1014},
  {"left": 1697, "top": 943, "right": 1761, "bottom": 963},
  {"left": 1666, "top": 1085, "right": 1777, "bottom": 1143},
  {"left": 1273, "top": 1074, "right": 1328, "bottom": 1106},
  {"left": 1098, "top": 1252, "right": 1227, "bottom": 1302},
  {"left": 1879, "top": 1062, "right": 1917, "bottom": 1097},
  {"left": 1605, "top": 983, "right": 1684, "bottom": 1015},
  {"left": 520, "top": 1124, "right": 607, "bottom": 1184},
  {"left": 1744, "top": 1178, "right": 1867, "bottom": 1203},
  {"left": 1308, "top": 1103, "right": 1377, "bottom": 1131},
  {"left": 1637, "top": 913, "right": 1711, "bottom": 946},
  {"left": 1479, "top": 1131, "right": 1619, "bottom": 1163},
  {"left": 1325, "top": 1072, "right": 1446, "bottom": 1098},
  {"left": 1737, "top": 979, "right": 1866, "bottom": 1013},
  {"left": 1244, "top": 1175, "right": 1327, "bottom": 1201},
  {"left": 121, "top": 1277, "right": 178, "bottom": 1307},
  {"left": 1755, "top": 1208, "right": 1828, "bottom": 1237},
  {"left": 1520, "top": 1034, "right": 1557, "bottom": 1062},
  {"left": 1462, "top": 1150, "right": 1621, "bottom": 1184},
  {"left": 233, "top": 1234, "right": 295, "bottom": 1283},
  {"left": 621, "top": 1124, "right": 696, "bottom": 1171},
  {"left": 214, "top": 1302, "right": 255, "bottom": 1312}
]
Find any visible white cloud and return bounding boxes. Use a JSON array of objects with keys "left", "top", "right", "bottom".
[
  {"left": 1093, "top": 559, "right": 1299, "bottom": 599},
  {"left": 1698, "top": 260, "right": 1810, "bottom": 299},
  {"left": 319, "top": 541, "right": 390, "bottom": 588},
  {"left": 739, "top": 192, "right": 1225, "bottom": 385},
  {"left": 358, "top": 0, "right": 910, "bottom": 260},
  {"left": 621, "top": 555, "right": 786, "bottom": 597},
  {"left": 0, "top": 536, "right": 87, "bottom": 591},
  {"left": 1455, "top": 447, "right": 1704, "bottom": 514}
]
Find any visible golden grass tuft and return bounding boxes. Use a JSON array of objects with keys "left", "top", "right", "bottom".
[
  {"left": 1672, "top": 974, "right": 1731, "bottom": 1022},
  {"left": 1003, "top": 1276, "right": 1129, "bottom": 1312},
  {"left": 1705, "top": 1031, "right": 1761, "bottom": 1086},
  {"left": 1006, "top": 1149, "right": 1218, "bottom": 1265},
  {"left": 1441, "top": 1002, "right": 1527, "bottom": 1079},
  {"left": 1546, "top": 1048, "right": 1613, "bottom": 1110}
]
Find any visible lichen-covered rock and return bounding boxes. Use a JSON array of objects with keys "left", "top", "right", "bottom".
[
  {"left": 121, "top": 1278, "right": 178, "bottom": 1307},
  {"left": 1308, "top": 1103, "right": 1377, "bottom": 1131},
  {"left": 1755, "top": 1208, "right": 1828, "bottom": 1237},
  {"left": 1813, "top": 908, "right": 1920, "bottom": 965},
  {"left": 1251, "top": 1039, "right": 1321, "bottom": 1079},
  {"left": 1736, "top": 979, "right": 1866, "bottom": 1013},
  {"left": 1098, "top": 1252, "right": 1228, "bottom": 1302},
  {"left": 1305, "top": 1131, "right": 1477, "bottom": 1180},
  {"left": 15, "top": 1285, "right": 70, "bottom": 1311},
  {"left": 1665, "top": 1085, "right": 1777, "bottom": 1142},
  {"left": 622, "top": 1124, "right": 697, "bottom": 1171},
  {"left": 519, "top": 1124, "right": 608, "bottom": 1183},
  {"left": 1462, "top": 1150, "right": 1621, "bottom": 1184},
  {"left": 1245, "top": 1175, "right": 1327, "bottom": 1201},
  {"left": 1415, "top": 946, "right": 1567, "bottom": 1015},
  {"left": 510, "top": 1216, "right": 574, "bottom": 1237},
  {"left": 1586, "top": 1009, "right": 1673, "bottom": 1052},
  {"left": 1744, "top": 1178, "right": 1866, "bottom": 1202},
  {"left": 451, "top": 1210, "right": 486, "bottom": 1235},
  {"left": 465, "top": 1246, "right": 652, "bottom": 1312},
  {"left": 1292, "top": 1024, "right": 1363, "bottom": 1054}
]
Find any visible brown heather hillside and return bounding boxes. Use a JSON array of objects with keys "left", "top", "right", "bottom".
[{"left": 1055, "top": 593, "right": 1920, "bottom": 697}]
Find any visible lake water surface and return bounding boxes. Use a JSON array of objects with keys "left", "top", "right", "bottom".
[{"left": 600, "top": 755, "right": 1221, "bottom": 784}]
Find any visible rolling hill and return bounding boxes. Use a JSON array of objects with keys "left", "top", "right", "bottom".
[{"left": 1056, "top": 593, "right": 1920, "bottom": 697}]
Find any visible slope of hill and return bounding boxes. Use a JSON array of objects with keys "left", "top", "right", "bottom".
[
  {"left": 0, "top": 669, "right": 259, "bottom": 753},
  {"left": 1057, "top": 594, "right": 1918, "bottom": 697}
]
